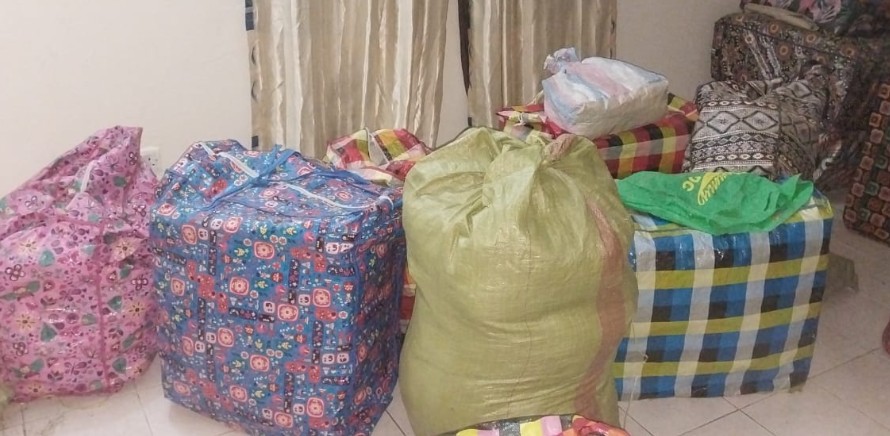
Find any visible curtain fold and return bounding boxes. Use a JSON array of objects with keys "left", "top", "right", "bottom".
[
  {"left": 247, "top": 0, "right": 449, "bottom": 155},
  {"left": 466, "top": 0, "right": 617, "bottom": 128}
]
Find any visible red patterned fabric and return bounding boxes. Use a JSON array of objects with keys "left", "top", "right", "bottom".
[
  {"left": 498, "top": 94, "right": 698, "bottom": 179},
  {"left": 593, "top": 95, "right": 698, "bottom": 179}
]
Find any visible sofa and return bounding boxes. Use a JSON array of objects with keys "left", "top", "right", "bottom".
[{"left": 712, "top": 8, "right": 890, "bottom": 189}]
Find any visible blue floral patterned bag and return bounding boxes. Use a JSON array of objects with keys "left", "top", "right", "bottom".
[{"left": 150, "top": 140, "right": 405, "bottom": 435}]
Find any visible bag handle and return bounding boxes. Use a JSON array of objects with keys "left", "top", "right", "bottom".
[
  {"left": 200, "top": 144, "right": 296, "bottom": 209},
  {"left": 280, "top": 182, "right": 395, "bottom": 210},
  {"left": 200, "top": 142, "right": 394, "bottom": 211}
]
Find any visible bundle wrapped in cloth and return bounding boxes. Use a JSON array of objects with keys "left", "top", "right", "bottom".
[{"left": 542, "top": 47, "right": 669, "bottom": 139}]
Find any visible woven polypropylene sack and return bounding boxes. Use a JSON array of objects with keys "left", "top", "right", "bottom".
[{"left": 399, "top": 128, "right": 638, "bottom": 435}]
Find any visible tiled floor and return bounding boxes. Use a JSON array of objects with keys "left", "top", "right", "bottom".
[{"left": 0, "top": 195, "right": 888, "bottom": 436}]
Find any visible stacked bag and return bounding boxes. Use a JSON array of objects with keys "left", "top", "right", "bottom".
[
  {"left": 498, "top": 48, "right": 698, "bottom": 180},
  {"left": 0, "top": 127, "right": 411, "bottom": 435},
  {"left": 541, "top": 48, "right": 669, "bottom": 139}
]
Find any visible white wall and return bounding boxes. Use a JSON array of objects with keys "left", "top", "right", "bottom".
[
  {"left": 0, "top": 1, "right": 251, "bottom": 195},
  {"left": 616, "top": 0, "right": 740, "bottom": 99},
  {"left": 1, "top": 1, "right": 730, "bottom": 196},
  {"left": 437, "top": 0, "right": 470, "bottom": 146}
]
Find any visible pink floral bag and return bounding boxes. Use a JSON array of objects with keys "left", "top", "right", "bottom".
[{"left": 0, "top": 126, "right": 158, "bottom": 401}]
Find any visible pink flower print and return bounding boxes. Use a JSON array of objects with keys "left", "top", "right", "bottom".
[
  {"left": 12, "top": 342, "right": 27, "bottom": 356},
  {"left": 132, "top": 277, "right": 149, "bottom": 291},
  {"left": 23, "top": 382, "right": 46, "bottom": 397},
  {"left": 14, "top": 313, "right": 38, "bottom": 332},
  {"left": 18, "top": 236, "right": 40, "bottom": 257},
  {"left": 124, "top": 301, "right": 147, "bottom": 317},
  {"left": 58, "top": 251, "right": 80, "bottom": 265},
  {"left": 23, "top": 196, "right": 39, "bottom": 210},
  {"left": 133, "top": 204, "right": 147, "bottom": 217},
  {"left": 5, "top": 264, "right": 24, "bottom": 281},
  {"left": 111, "top": 238, "right": 137, "bottom": 260}
]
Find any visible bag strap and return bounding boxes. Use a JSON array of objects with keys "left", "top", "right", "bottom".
[
  {"left": 201, "top": 144, "right": 296, "bottom": 209},
  {"left": 79, "top": 160, "right": 99, "bottom": 193},
  {"left": 200, "top": 143, "right": 394, "bottom": 211},
  {"left": 280, "top": 182, "right": 394, "bottom": 210}
]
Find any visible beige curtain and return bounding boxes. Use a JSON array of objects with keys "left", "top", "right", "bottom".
[
  {"left": 247, "top": 0, "right": 449, "bottom": 155},
  {"left": 467, "top": 0, "right": 617, "bottom": 127}
]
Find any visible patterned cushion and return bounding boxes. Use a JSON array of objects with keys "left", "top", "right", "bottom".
[
  {"left": 844, "top": 79, "right": 890, "bottom": 244},
  {"left": 684, "top": 66, "right": 830, "bottom": 179},
  {"left": 712, "top": 12, "right": 890, "bottom": 188},
  {"left": 740, "top": 0, "right": 890, "bottom": 35}
]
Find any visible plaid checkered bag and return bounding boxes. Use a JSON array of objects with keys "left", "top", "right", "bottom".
[
  {"left": 613, "top": 194, "right": 833, "bottom": 399},
  {"left": 325, "top": 128, "right": 429, "bottom": 185},
  {"left": 325, "top": 128, "right": 428, "bottom": 336},
  {"left": 594, "top": 94, "right": 698, "bottom": 179},
  {"left": 498, "top": 94, "right": 698, "bottom": 179}
]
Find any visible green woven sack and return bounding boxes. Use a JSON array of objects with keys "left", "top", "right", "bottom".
[{"left": 399, "top": 128, "right": 638, "bottom": 435}]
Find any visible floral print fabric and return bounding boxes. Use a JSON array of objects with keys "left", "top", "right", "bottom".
[
  {"left": 740, "top": 0, "right": 890, "bottom": 35},
  {"left": 712, "top": 11, "right": 890, "bottom": 187},
  {"left": 151, "top": 141, "right": 405, "bottom": 435},
  {"left": 0, "top": 126, "right": 158, "bottom": 401}
]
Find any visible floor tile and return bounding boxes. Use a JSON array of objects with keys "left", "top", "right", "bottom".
[
  {"left": 809, "top": 325, "right": 872, "bottom": 377},
  {"left": 0, "top": 426, "right": 23, "bottom": 436},
  {"left": 19, "top": 396, "right": 64, "bottom": 424},
  {"left": 812, "top": 351, "right": 890, "bottom": 429},
  {"left": 622, "top": 397, "right": 735, "bottom": 436},
  {"left": 133, "top": 357, "right": 163, "bottom": 396},
  {"left": 818, "top": 281, "right": 890, "bottom": 352},
  {"left": 618, "top": 412, "right": 652, "bottom": 436},
  {"left": 0, "top": 403, "right": 22, "bottom": 431},
  {"left": 372, "top": 413, "right": 406, "bottom": 436},
  {"left": 722, "top": 391, "right": 774, "bottom": 410},
  {"left": 20, "top": 394, "right": 124, "bottom": 425},
  {"left": 831, "top": 231, "right": 889, "bottom": 271},
  {"left": 137, "top": 385, "right": 234, "bottom": 436},
  {"left": 389, "top": 386, "right": 414, "bottom": 436},
  {"left": 23, "top": 389, "right": 152, "bottom": 436},
  {"left": 743, "top": 385, "right": 889, "bottom": 436},
  {"left": 683, "top": 411, "right": 772, "bottom": 436}
]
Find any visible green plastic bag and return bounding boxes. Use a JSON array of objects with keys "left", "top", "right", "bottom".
[
  {"left": 616, "top": 171, "right": 815, "bottom": 235},
  {"left": 400, "top": 128, "right": 638, "bottom": 436}
]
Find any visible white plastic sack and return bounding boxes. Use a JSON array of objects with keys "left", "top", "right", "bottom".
[{"left": 542, "top": 47, "right": 669, "bottom": 139}]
